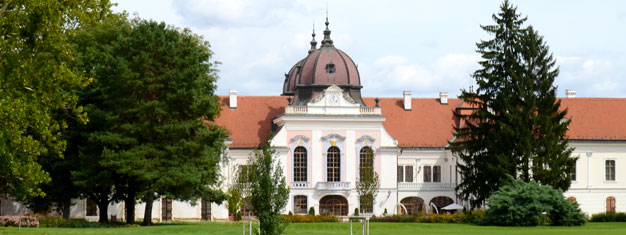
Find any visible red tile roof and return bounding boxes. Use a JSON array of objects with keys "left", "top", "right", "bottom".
[
  {"left": 213, "top": 96, "right": 626, "bottom": 148},
  {"left": 213, "top": 96, "right": 288, "bottom": 148},
  {"left": 363, "top": 97, "right": 459, "bottom": 148},
  {"left": 561, "top": 98, "right": 626, "bottom": 140}
]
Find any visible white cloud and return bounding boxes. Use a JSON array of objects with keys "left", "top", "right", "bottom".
[
  {"left": 582, "top": 59, "right": 612, "bottom": 74},
  {"left": 361, "top": 54, "right": 479, "bottom": 97}
]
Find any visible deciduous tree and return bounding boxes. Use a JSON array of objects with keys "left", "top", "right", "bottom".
[{"left": 0, "top": 0, "right": 111, "bottom": 200}]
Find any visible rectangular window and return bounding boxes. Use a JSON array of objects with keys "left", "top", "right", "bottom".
[
  {"left": 423, "top": 166, "right": 432, "bottom": 182},
  {"left": 86, "top": 198, "right": 98, "bottom": 216},
  {"left": 359, "top": 194, "right": 373, "bottom": 214},
  {"left": 294, "top": 196, "right": 307, "bottom": 214},
  {"left": 606, "top": 160, "right": 616, "bottom": 181},
  {"left": 238, "top": 165, "right": 250, "bottom": 183},
  {"left": 405, "top": 166, "right": 414, "bottom": 183},
  {"left": 201, "top": 200, "right": 211, "bottom": 221},
  {"left": 433, "top": 166, "right": 441, "bottom": 182},
  {"left": 162, "top": 198, "right": 172, "bottom": 221},
  {"left": 569, "top": 160, "right": 577, "bottom": 181},
  {"left": 397, "top": 166, "right": 404, "bottom": 182}
]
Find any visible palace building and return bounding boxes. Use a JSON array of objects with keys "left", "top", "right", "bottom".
[{"left": 2, "top": 19, "right": 625, "bottom": 222}]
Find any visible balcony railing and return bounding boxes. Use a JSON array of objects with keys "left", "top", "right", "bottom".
[
  {"left": 316, "top": 182, "right": 351, "bottom": 191},
  {"left": 290, "top": 182, "right": 309, "bottom": 189},
  {"left": 398, "top": 182, "right": 456, "bottom": 191},
  {"left": 360, "top": 106, "right": 382, "bottom": 115},
  {"left": 285, "top": 106, "right": 308, "bottom": 114}
]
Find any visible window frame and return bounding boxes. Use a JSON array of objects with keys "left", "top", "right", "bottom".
[
  {"left": 327, "top": 146, "right": 341, "bottom": 182},
  {"left": 405, "top": 165, "right": 414, "bottom": 183},
  {"left": 293, "top": 195, "right": 308, "bottom": 214},
  {"left": 423, "top": 166, "right": 432, "bottom": 183},
  {"left": 433, "top": 165, "right": 441, "bottom": 182},
  {"left": 606, "top": 160, "right": 616, "bottom": 181},
  {"left": 293, "top": 146, "right": 308, "bottom": 182}
]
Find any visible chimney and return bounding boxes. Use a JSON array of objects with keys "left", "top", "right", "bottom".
[
  {"left": 565, "top": 89, "right": 576, "bottom": 98},
  {"left": 403, "top": 91, "right": 412, "bottom": 111},
  {"left": 229, "top": 89, "right": 237, "bottom": 109},
  {"left": 439, "top": 92, "right": 448, "bottom": 105}
]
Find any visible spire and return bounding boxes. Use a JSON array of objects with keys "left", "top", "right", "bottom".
[
  {"left": 308, "top": 24, "right": 317, "bottom": 54},
  {"left": 321, "top": 10, "right": 333, "bottom": 47}
]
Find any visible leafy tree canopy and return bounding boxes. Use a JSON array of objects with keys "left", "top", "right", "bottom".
[{"left": 0, "top": 0, "right": 111, "bottom": 200}]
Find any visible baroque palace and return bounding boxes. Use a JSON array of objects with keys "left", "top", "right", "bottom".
[{"left": 2, "top": 19, "right": 626, "bottom": 222}]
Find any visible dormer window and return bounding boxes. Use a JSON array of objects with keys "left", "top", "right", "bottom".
[{"left": 326, "top": 63, "right": 336, "bottom": 74}]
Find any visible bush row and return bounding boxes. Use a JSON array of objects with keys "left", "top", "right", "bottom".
[
  {"left": 283, "top": 214, "right": 339, "bottom": 223},
  {"left": 0, "top": 216, "right": 39, "bottom": 227},
  {"left": 370, "top": 210, "right": 484, "bottom": 224},
  {"left": 36, "top": 215, "right": 137, "bottom": 228},
  {"left": 590, "top": 212, "right": 626, "bottom": 222}
]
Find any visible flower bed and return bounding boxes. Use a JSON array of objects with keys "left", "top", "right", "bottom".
[
  {"left": 0, "top": 216, "right": 39, "bottom": 227},
  {"left": 283, "top": 214, "right": 338, "bottom": 223}
]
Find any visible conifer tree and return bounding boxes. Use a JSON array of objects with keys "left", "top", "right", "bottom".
[{"left": 451, "top": 0, "right": 574, "bottom": 208}]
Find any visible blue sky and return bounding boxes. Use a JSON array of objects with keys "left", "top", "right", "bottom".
[{"left": 113, "top": 0, "right": 626, "bottom": 98}]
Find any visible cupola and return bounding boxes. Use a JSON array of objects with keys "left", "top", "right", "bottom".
[{"left": 282, "top": 17, "right": 364, "bottom": 106}]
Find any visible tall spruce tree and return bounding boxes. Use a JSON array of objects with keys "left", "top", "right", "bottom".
[{"left": 451, "top": 0, "right": 574, "bottom": 208}]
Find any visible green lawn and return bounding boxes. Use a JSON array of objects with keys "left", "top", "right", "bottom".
[{"left": 2, "top": 222, "right": 626, "bottom": 235}]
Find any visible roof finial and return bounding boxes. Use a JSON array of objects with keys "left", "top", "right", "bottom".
[
  {"left": 309, "top": 23, "right": 317, "bottom": 53},
  {"left": 321, "top": 5, "right": 333, "bottom": 47}
]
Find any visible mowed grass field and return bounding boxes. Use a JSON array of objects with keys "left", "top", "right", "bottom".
[{"left": 2, "top": 222, "right": 626, "bottom": 235}]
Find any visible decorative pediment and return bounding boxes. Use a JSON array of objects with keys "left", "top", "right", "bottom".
[
  {"left": 357, "top": 135, "right": 376, "bottom": 146},
  {"left": 321, "top": 133, "right": 346, "bottom": 141},
  {"left": 290, "top": 135, "right": 310, "bottom": 146}
]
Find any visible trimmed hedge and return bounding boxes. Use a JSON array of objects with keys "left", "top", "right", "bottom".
[
  {"left": 590, "top": 213, "right": 626, "bottom": 222},
  {"left": 283, "top": 214, "right": 338, "bottom": 223}
]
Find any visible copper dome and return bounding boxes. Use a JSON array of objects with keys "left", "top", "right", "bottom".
[{"left": 282, "top": 19, "right": 363, "bottom": 105}]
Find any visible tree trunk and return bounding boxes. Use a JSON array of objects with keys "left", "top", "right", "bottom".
[
  {"left": 98, "top": 200, "right": 109, "bottom": 223},
  {"left": 143, "top": 192, "right": 154, "bottom": 226},
  {"left": 61, "top": 198, "right": 71, "bottom": 221},
  {"left": 125, "top": 189, "right": 136, "bottom": 224}
]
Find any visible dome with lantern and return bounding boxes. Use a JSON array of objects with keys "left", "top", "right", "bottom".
[{"left": 282, "top": 18, "right": 364, "bottom": 106}]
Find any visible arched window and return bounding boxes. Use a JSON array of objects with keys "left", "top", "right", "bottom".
[
  {"left": 294, "top": 147, "right": 307, "bottom": 182},
  {"left": 327, "top": 147, "right": 341, "bottom": 182},
  {"left": 429, "top": 196, "right": 453, "bottom": 214},
  {"left": 607, "top": 196, "right": 616, "bottom": 214},
  {"left": 293, "top": 195, "right": 307, "bottom": 214},
  {"left": 401, "top": 197, "right": 425, "bottom": 215},
  {"left": 359, "top": 147, "right": 374, "bottom": 181},
  {"left": 320, "top": 195, "right": 348, "bottom": 216}
]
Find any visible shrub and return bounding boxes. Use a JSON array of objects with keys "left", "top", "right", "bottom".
[
  {"left": 0, "top": 216, "right": 39, "bottom": 227},
  {"left": 383, "top": 208, "right": 388, "bottom": 215},
  {"left": 590, "top": 212, "right": 626, "bottom": 222},
  {"left": 283, "top": 215, "right": 338, "bottom": 223},
  {"left": 36, "top": 215, "right": 70, "bottom": 227},
  {"left": 308, "top": 207, "right": 315, "bottom": 215},
  {"left": 370, "top": 211, "right": 483, "bottom": 224},
  {"left": 354, "top": 208, "right": 359, "bottom": 216},
  {"left": 482, "top": 179, "right": 586, "bottom": 226}
]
